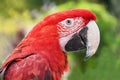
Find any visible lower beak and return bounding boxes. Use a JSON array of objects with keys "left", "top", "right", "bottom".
[{"left": 65, "top": 20, "right": 100, "bottom": 59}]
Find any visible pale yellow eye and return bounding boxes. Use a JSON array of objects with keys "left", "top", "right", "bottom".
[
  {"left": 65, "top": 19, "right": 72, "bottom": 25},
  {"left": 61, "top": 18, "right": 74, "bottom": 27}
]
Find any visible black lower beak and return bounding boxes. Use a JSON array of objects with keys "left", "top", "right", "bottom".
[{"left": 65, "top": 27, "right": 88, "bottom": 51}]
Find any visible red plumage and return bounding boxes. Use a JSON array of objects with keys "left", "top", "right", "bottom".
[{"left": 0, "top": 9, "right": 96, "bottom": 80}]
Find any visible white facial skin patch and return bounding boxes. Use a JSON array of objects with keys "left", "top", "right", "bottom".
[
  {"left": 58, "top": 17, "right": 85, "bottom": 52},
  {"left": 57, "top": 17, "right": 85, "bottom": 38}
]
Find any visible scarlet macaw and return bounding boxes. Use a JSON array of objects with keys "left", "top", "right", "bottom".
[{"left": 0, "top": 9, "right": 100, "bottom": 80}]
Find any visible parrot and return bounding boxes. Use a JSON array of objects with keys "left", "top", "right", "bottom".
[{"left": 0, "top": 9, "right": 100, "bottom": 80}]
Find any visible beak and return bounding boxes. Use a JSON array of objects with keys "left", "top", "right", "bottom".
[
  {"left": 84, "top": 20, "right": 100, "bottom": 60},
  {"left": 65, "top": 20, "right": 100, "bottom": 60}
]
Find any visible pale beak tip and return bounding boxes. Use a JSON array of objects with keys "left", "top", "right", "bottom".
[
  {"left": 84, "top": 51, "right": 95, "bottom": 61},
  {"left": 83, "top": 55, "right": 91, "bottom": 61},
  {"left": 84, "top": 47, "right": 97, "bottom": 61}
]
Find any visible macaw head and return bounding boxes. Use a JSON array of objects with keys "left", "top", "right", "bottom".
[
  {"left": 57, "top": 9, "right": 100, "bottom": 59},
  {"left": 28, "top": 9, "right": 100, "bottom": 59},
  {"left": 56, "top": 9, "right": 100, "bottom": 59}
]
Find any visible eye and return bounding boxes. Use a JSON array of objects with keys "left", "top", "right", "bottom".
[
  {"left": 66, "top": 19, "right": 72, "bottom": 25},
  {"left": 61, "top": 18, "right": 74, "bottom": 26}
]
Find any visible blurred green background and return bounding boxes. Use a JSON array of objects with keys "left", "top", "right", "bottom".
[{"left": 0, "top": 0, "right": 120, "bottom": 80}]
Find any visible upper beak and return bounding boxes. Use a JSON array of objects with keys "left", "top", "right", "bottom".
[
  {"left": 65, "top": 20, "right": 100, "bottom": 60},
  {"left": 84, "top": 20, "right": 100, "bottom": 60}
]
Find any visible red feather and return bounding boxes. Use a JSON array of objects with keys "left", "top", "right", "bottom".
[{"left": 4, "top": 54, "right": 52, "bottom": 80}]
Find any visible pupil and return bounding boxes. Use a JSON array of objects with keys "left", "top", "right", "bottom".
[{"left": 66, "top": 20, "right": 71, "bottom": 25}]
